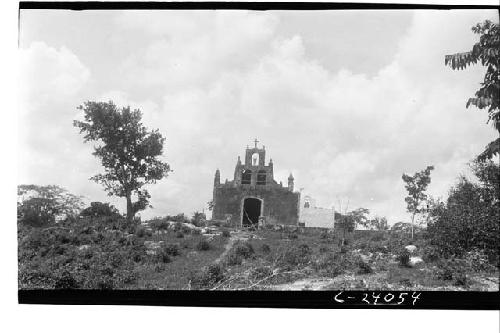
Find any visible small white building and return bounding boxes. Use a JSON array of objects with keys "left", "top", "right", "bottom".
[{"left": 299, "top": 195, "right": 335, "bottom": 229}]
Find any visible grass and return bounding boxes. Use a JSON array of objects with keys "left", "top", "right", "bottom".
[{"left": 18, "top": 218, "right": 499, "bottom": 291}]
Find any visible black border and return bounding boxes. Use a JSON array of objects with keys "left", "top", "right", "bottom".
[
  {"left": 18, "top": 290, "right": 500, "bottom": 309},
  {"left": 17, "top": 1, "right": 500, "bottom": 309},
  {"left": 17, "top": 1, "right": 500, "bottom": 10}
]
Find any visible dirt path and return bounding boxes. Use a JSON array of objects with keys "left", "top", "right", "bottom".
[{"left": 213, "top": 230, "right": 252, "bottom": 264}]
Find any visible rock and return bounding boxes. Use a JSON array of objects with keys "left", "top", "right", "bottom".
[
  {"left": 359, "top": 254, "right": 371, "bottom": 263},
  {"left": 408, "top": 256, "right": 424, "bottom": 267},
  {"left": 144, "top": 240, "right": 163, "bottom": 250},
  {"left": 405, "top": 245, "right": 417, "bottom": 253}
]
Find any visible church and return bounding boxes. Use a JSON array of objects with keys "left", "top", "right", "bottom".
[{"left": 212, "top": 140, "right": 300, "bottom": 228}]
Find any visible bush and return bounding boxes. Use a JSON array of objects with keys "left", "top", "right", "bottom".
[
  {"left": 80, "top": 202, "right": 120, "bottom": 218},
  {"left": 427, "top": 161, "right": 499, "bottom": 261},
  {"left": 260, "top": 243, "right": 271, "bottom": 254},
  {"left": 221, "top": 229, "right": 231, "bottom": 238},
  {"left": 149, "top": 219, "right": 171, "bottom": 233},
  {"left": 312, "top": 252, "right": 348, "bottom": 277},
  {"left": 233, "top": 241, "right": 254, "bottom": 259},
  {"left": 189, "top": 264, "right": 225, "bottom": 289},
  {"left": 135, "top": 227, "right": 152, "bottom": 238},
  {"left": 422, "top": 246, "right": 441, "bottom": 263},
  {"left": 195, "top": 239, "right": 210, "bottom": 251},
  {"left": 251, "top": 266, "right": 273, "bottom": 279},
  {"left": 463, "top": 249, "right": 495, "bottom": 272},
  {"left": 357, "top": 260, "right": 373, "bottom": 274},
  {"left": 437, "top": 259, "right": 468, "bottom": 287},
  {"left": 398, "top": 250, "right": 411, "bottom": 267},
  {"left": 162, "top": 243, "right": 180, "bottom": 256},
  {"left": 224, "top": 241, "right": 254, "bottom": 266},
  {"left": 154, "top": 250, "right": 171, "bottom": 264},
  {"left": 276, "top": 243, "right": 311, "bottom": 269},
  {"left": 225, "top": 252, "right": 243, "bottom": 266}
]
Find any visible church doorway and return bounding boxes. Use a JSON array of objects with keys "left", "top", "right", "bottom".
[{"left": 242, "top": 197, "right": 262, "bottom": 227}]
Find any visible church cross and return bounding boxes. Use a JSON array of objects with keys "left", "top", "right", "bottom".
[{"left": 254, "top": 138, "right": 259, "bottom": 148}]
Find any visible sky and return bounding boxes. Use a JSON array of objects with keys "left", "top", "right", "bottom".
[{"left": 18, "top": 9, "right": 499, "bottom": 223}]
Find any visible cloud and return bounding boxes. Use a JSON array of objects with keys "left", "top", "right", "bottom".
[
  {"left": 18, "top": 10, "right": 499, "bottom": 223},
  {"left": 19, "top": 41, "right": 90, "bottom": 108}
]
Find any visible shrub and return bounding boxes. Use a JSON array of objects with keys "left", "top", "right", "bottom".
[
  {"left": 80, "top": 202, "right": 120, "bottom": 218},
  {"left": 463, "top": 249, "right": 495, "bottom": 272},
  {"left": 251, "top": 266, "right": 273, "bottom": 279},
  {"left": 195, "top": 239, "right": 210, "bottom": 251},
  {"left": 319, "top": 246, "right": 330, "bottom": 254},
  {"left": 154, "top": 264, "right": 166, "bottom": 273},
  {"left": 225, "top": 252, "right": 243, "bottom": 266},
  {"left": 53, "top": 270, "right": 79, "bottom": 289},
  {"left": 173, "top": 221, "right": 184, "bottom": 232},
  {"left": 437, "top": 259, "right": 468, "bottom": 286},
  {"left": 224, "top": 241, "right": 254, "bottom": 266},
  {"left": 154, "top": 250, "right": 171, "bottom": 264},
  {"left": 189, "top": 264, "right": 224, "bottom": 289},
  {"left": 162, "top": 243, "right": 180, "bottom": 256},
  {"left": 233, "top": 241, "right": 254, "bottom": 259},
  {"left": 135, "top": 227, "right": 152, "bottom": 238},
  {"left": 221, "top": 229, "right": 231, "bottom": 238},
  {"left": 357, "top": 260, "right": 373, "bottom": 274},
  {"left": 149, "top": 219, "right": 171, "bottom": 233},
  {"left": 427, "top": 161, "right": 499, "bottom": 262},
  {"left": 422, "top": 246, "right": 441, "bottom": 263},
  {"left": 398, "top": 250, "right": 411, "bottom": 267},
  {"left": 312, "top": 252, "right": 346, "bottom": 277},
  {"left": 191, "top": 228, "right": 201, "bottom": 235},
  {"left": 277, "top": 243, "right": 311, "bottom": 269},
  {"left": 260, "top": 243, "right": 271, "bottom": 254}
]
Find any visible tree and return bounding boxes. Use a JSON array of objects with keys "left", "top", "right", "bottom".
[
  {"left": 445, "top": 20, "right": 499, "bottom": 161},
  {"left": 191, "top": 211, "right": 206, "bottom": 227},
  {"left": 80, "top": 202, "right": 121, "bottom": 218},
  {"left": 402, "top": 165, "right": 434, "bottom": 239},
  {"left": 368, "top": 216, "right": 389, "bottom": 231},
  {"left": 74, "top": 101, "right": 171, "bottom": 221},
  {"left": 427, "top": 160, "right": 499, "bottom": 262},
  {"left": 349, "top": 207, "right": 370, "bottom": 229},
  {"left": 17, "top": 184, "right": 84, "bottom": 226},
  {"left": 335, "top": 207, "right": 369, "bottom": 246}
]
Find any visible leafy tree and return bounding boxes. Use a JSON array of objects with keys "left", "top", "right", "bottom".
[
  {"left": 349, "top": 207, "right": 370, "bottom": 229},
  {"left": 17, "top": 184, "right": 84, "bottom": 226},
  {"left": 368, "top": 216, "right": 389, "bottom": 231},
  {"left": 391, "top": 221, "right": 413, "bottom": 233},
  {"left": 445, "top": 20, "right": 499, "bottom": 161},
  {"left": 335, "top": 207, "right": 369, "bottom": 245},
  {"left": 74, "top": 101, "right": 171, "bottom": 221},
  {"left": 191, "top": 211, "right": 206, "bottom": 227},
  {"left": 80, "top": 202, "right": 121, "bottom": 218},
  {"left": 402, "top": 165, "right": 434, "bottom": 239},
  {"left": 427, "top": 160, "right": 499, "bottom": 263}
]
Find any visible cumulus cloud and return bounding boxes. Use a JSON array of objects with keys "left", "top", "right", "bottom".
[
  {"left": 19, "top": 10, "right": 499, "bottom": 222},
  {"left": 18, "top": 42, "right": 91, "bottom": 187}
]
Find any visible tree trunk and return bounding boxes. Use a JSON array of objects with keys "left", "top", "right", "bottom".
[
  {"left": 126, "top": 192, "right": 134, "bottom": 221},
  {"left": 411, "top": 212, "right": 415, "bottom": 240}
]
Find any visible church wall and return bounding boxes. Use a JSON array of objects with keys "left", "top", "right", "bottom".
[
  {"left": 213, "top": 185, "right": 299, "bottom": 226},
  {"left": 299, "top": 206, "right": 335, "bottom": 229}
]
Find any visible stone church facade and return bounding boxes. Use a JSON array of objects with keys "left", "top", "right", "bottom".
[{"left": 212, "top": 141, "right": 300, "bottom": 227}]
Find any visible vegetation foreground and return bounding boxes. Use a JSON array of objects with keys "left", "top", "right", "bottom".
[{"left": 18, "top": 214, "right": 498, "bottom": 291}]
